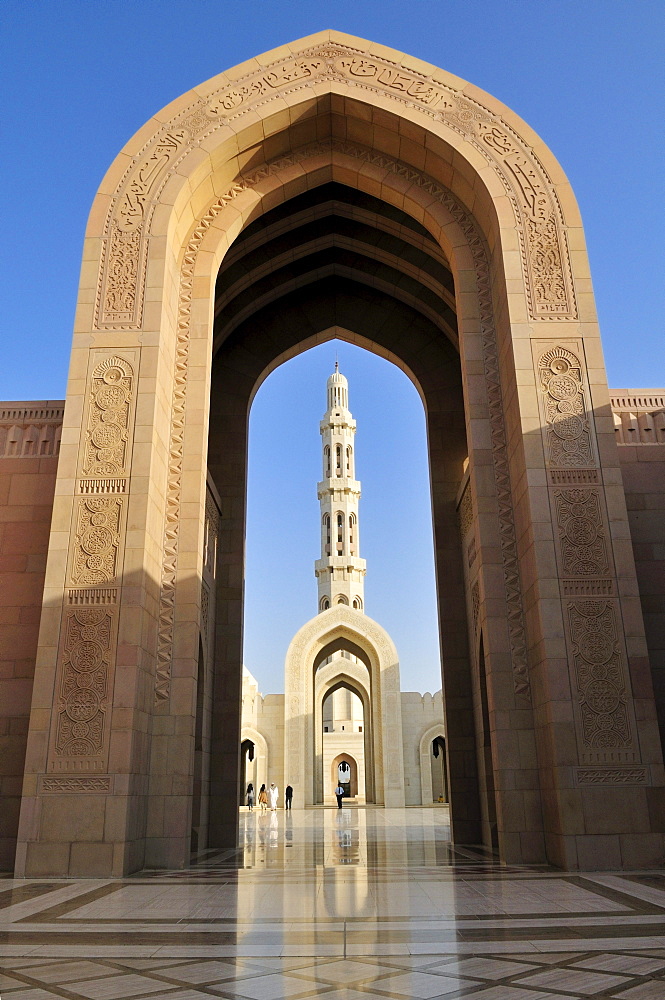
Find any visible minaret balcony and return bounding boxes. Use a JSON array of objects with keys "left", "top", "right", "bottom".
[
  {"left": 317, "top": 478, "right": 361, "bottom": 497},
  {"left": 315, "top": 556, "right": 367, "bottom": 574}
]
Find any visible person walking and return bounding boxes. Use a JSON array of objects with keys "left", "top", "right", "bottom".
[
  {"left": 335, "top": 783, "right": 345, "bottom": 809},
  {"left": 269, "top": 782, "right": 279, "bottom": 811},
  {"left": 246, "top": 783, "right": 254, "bottom": 810},
  {"left": 258, "top": 783, "right": 268, "bottom": 812},
  {"left": 285, "top": 784, "right": 293, "bottom": 810}
]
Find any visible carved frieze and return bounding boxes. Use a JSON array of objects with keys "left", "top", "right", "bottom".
[
  {"left": 70, "top": 497, "right": 122, "bottom": 586},
  {"left": 97, "top": 42, "right": 576, "bottom": 330},
  {"left": 538, "top": 346, "right": 595, "bottom": 469},
  {"left": 0, "top": 404, "right": 63, "bottom": 458},
  {"left": 457, "top": 483, "right": 473, "bottom": 538},
  {"left": 200, "top": 582, "right": 210, "bottom": 647},
  {"left": 82, "top": 356, "right": 134, "bottom": 477},
  {"left": 99, "top": 227, "right": 144, "bottom": 328},
  {"left": 51, "top": 608, "right": 113, "bottom": 768},
  {"left": 39, "top": 775, "right": 113, "bottom": 793},
  {"left": 567, "top": 600, "right": 637, "bottom": 763},
  {"left": 471, "top": 581, "right": 480, "bottom": 635}
]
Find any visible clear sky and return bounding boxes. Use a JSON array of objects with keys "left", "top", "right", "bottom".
[{"left": 1, "top": 1, "right": 663, "bottom": 691}]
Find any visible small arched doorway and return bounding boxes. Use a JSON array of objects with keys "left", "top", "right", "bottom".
[
  {"left": 431, "top": 736, "right": 448, "bottom": 803},
  {"left": 331, "top": 753, "right": 359, "bottom": 799}
]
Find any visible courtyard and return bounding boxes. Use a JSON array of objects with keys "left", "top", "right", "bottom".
[{"left": 1, "top": 806, "right": 665, "bottom": 999}]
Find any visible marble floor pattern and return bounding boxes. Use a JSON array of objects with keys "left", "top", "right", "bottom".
[{"left": 1, "top": 807, "right": 665, "bottom": 999}]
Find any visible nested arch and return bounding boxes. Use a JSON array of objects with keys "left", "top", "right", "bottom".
[
  {"left": 318, "top": 673, "right": 371, "bottom": 803},
  {"left": 285, "top": 606, "right": 404, "bottom": 808}
]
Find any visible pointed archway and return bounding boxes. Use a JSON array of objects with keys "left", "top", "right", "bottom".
[{"left": 15, "top": 31, "right": 664, "bottom": 876}]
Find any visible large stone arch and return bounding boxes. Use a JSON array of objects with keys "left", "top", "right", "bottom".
[
  {"left": 285, "top": 606, "right": 405, "bottom": 808},
  {"left": 15, "top": 31, "right": 664, "bottom": 877}
]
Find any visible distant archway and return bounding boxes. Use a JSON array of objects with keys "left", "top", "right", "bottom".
[
  {"left": 285, "top": 606, "right": 405, "bottom": 808},
  {"left": 331, "top": 752, "right": 359, "bottom": 799}
]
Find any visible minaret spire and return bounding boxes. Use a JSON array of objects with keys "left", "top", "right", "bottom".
[{"left": 315, "top": 366, "right": 366, "bottom": 612}]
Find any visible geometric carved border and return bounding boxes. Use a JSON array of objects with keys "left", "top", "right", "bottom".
[
  {"left": 575, "top": 767, "right": 648, "bottom": 785},
  {"left": 38, "top": 775, "right": 114, "bottom": 793}
]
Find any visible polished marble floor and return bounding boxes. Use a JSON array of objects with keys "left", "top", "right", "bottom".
[{"left": 2, "top": 806, "right": 665, "bottom": 999}]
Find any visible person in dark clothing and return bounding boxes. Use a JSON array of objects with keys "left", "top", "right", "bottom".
[
  {"left": 335, "top": 783, "right": 345, "bottom": 809},
  {"left": 285, "top": 784, "right": 293, "bottom": 809}
]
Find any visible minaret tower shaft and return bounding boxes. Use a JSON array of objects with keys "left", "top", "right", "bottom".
[{"left": 315, "top": 365, "right": 366, "bottom": 611}]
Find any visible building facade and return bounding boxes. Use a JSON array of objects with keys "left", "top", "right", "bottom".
[{"left": 1, "top": 32, "right": 664, "bottom": 876}]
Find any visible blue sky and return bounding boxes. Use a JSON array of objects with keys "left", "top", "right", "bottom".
[{"left": 1, "top": 1, "right": 663, "bottom": 691}]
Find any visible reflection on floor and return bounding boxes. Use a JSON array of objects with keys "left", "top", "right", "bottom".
[{"left": 2, "top": 806, "right": 665, "bottom": 998}]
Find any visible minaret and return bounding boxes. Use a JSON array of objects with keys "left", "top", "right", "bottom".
[{"left": 315, "top": 364, "right": 366, "bottom": 611}]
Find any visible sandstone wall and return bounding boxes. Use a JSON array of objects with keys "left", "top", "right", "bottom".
[
  {"left": 612, "top": 392, "right": 665, "bottom": 752},
  {"left": 0, "top": 402, "right": 63, "bottom": 869}
]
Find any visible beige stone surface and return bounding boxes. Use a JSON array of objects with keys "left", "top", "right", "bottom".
[{"left": 3, "top": 32, "right": 663, "bottom": 876}]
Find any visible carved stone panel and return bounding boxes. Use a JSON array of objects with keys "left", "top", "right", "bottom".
[
  {"left": 49, "top": 608, "right": 115, "bottom": 772},
  {"left": 457, "top": 483, "right": 473, "bottom": 538},
  {"left": 82, "top": 356, "right": 134, "bottom": 478},
  {"left": 567, "top": 600, "right": 638, "bottom": 764},
  {"left": 96, "top": 41, "right": 576, "bottom": 331},
  {"left": 70, "top": 497, "right": 122, "bottom": 586},
  {"left": 554, "top": 489, "right": 609, "bottom": 577},
  {"left": 537, "top": 346, "right": 595, "bottom": 469}
]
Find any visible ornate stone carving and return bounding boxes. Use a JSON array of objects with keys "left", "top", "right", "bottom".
[
  {"left": 200, "top": 582, "right": 210, "bottom": 647},
  {"left": 99, "top": 227, "right": 145, "bottom": 328},
  {"left": 549, "top": 469, "right": 599, "bottom": 485},
  {"left": 562, "top": 579, "right": 613, "bottom": 597},
  {"left": 67, "top": 588, "right": 118, "bottom": 606},
  {"left": 458, "top": 483, "right": 473, "bottom": 537},
  {"left": 153, "top": 139, "right": 532, "bottom": 704},
  {"left": 471, "top": 581, "right": 480, "bottom": 635},
  {"left": 567, "top": 600, "right": 636, "bottom": 761},
  {"left": 39, "top": 775, "right": 112, "bottom": 793},
  {"left": 78, "top": 478, "right": 127, "bottom": 495},
  {"left": 204, "top": 490, "right": 220, "bottom": 580},
  {"left": 70, "top": 497, "right": 122, "bottom": 586},
  {"left": 538, "top": 347, "right": 594, "bottom": 468},
  {"left": 98, "top": 42, "right": 576, "bottom": 330},
  {"left": 554, "top": 489, "right": 608, "bottom": 577},
  {"left": 576, "top": 767, "right": 647, "bottom": 785},
  {"left": 83, "top": 356, "right": 134, "bottom": 477},
  {"left": 52, "top": 609, "right": 113, "bottom": 765}
]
